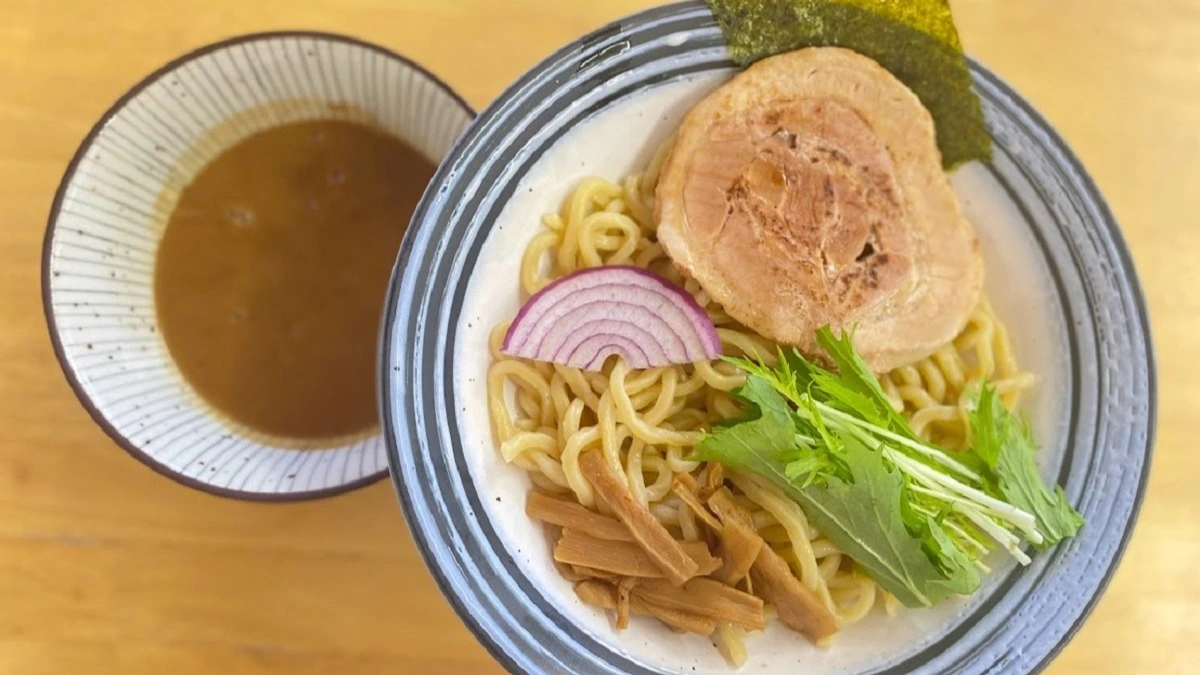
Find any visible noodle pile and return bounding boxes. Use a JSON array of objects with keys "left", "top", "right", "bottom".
[{"left": 486, "top": 145, "right": 1031, "bottom": 658}]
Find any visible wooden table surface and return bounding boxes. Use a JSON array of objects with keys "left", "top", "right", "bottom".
[{"left": 1, "top": 0, "right": 1195, "bottom": 673}]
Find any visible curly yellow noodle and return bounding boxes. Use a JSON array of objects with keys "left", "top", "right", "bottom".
[
  {"left": 609, "top": 362, "right": 704, "bottom": 447},
  {"left": 521, "top": 231, "right": 560, "bottom": 294},
  {"left": 555, "top": 365, "right": 601, "bottom": 412},
  {"left": 559, "top": 398, "right": 585, "bottom": 450},
  {"left": 549, "top": 373, "right": 573, "bottom": 423},
  {"left": 811, "top": 539, "right": 839, "bottom": 559},
  {"left": 674, "top": 368, "right": 709, "bottom": 398},
  {"left": 640, "top": 451, "right": 675, "bottom": 502},
  {"left": 818, "top": 553, "right": 844, "bottom": 582},
  {"left": 488, "top": 360, "right": 553, "bottom": 441},
  {"left": 933, "top": 345, "right": 967, "bottom": 391},
  {"left": 749, "top": 509, "right": 778, "bottom": 531},
  {"left": 561, "top": 425, "right": 602, "bottom": 507},
  {"left": 596, "top": 393, "right": 627, "bottom": 477},
  {"left": 641, "top": 368, "right": 678, "bottom": 425},
  {"left": 625, "top": 440, "right": 649, "bottom": 506},
  {"left": 650, "top": 502, "right": 679, "bottom": 527},
  {"left": 878, "top": 299, "right": 1032, "bottom": 449},
  {"left": 626, "top": 387, "right": 661, "bottom": 412},
  {"left": 499, "top": 430, "right": 556, "bottom": 463},
  {"left": 831, "top": 575, "right": 877, "bottom": 625},
  {"left": 486, "top": 170, "right": 1033, "bottom": 643},
  {"left": 488, "top": 321, "right": 509, "bottom": 360},
  {"left": 917, "top": 359, "right": 946, "bottom": 402},
  {"left": 578, "top": 212, "right": 640, "bottom": 267},
  {"left": 623, "top": 174, "right": 654, "bottom": 227},
  {"left": 695, "top": 359, "right": 745, "bottom": 392},
  {"left": 666, "top": 446, "right": 700, "bottom": 475}
]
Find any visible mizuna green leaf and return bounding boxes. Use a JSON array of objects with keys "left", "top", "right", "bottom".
[{"left": 967, "top": 385, "right": 1084, "bottom": 549}]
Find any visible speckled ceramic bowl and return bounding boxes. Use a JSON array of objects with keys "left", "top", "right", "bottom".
[
  {"left": 43, "top": 32, "right": 473, "bottom": 500},
  {"left": 380, "top": 2, "right": 1155, "bottom": 674}
]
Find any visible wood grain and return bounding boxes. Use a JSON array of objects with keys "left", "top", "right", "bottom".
[{"left": 1, "top": 0, "right": 1195, "bottom": 673}]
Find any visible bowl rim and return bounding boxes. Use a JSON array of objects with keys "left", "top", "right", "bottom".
[
  {"left": 967, "top": 62, "right": 1157, "bottom": 673},
  {"left": 41, "top": 29, "right": 475, "bottom": 502},
  {"left": 378, "top": 2, "right": 1156, "bottom": 672}
]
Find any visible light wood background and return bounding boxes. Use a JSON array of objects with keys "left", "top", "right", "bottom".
[{"left": 1, "top": 0, "right": 1194, "bottom": 673}]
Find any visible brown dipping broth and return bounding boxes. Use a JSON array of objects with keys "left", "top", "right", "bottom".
[{"left": 154, "top": 120, "right": 434, "bottom": 444}]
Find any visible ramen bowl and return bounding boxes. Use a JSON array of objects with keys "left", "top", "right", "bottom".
[
  {"left": 380, "top": 2, "right": 1154, "bottom": 674},
  {"left": 43, "top": 32, "right": 473, "bottom": 500}
]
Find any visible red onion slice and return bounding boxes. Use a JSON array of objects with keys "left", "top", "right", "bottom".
[{"left": 501, "top": 266, "right": 721, "bottom": 371}]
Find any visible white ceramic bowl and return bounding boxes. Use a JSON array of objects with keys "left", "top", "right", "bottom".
[
  {"left": 380, "top": 4, "right": 1154, "bottom": 673},
  {"left": 43, "top": 32, "right": 473, "bottom": 500}
]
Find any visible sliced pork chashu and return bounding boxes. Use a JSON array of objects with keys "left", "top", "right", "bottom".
[{"left": 655, "top": 47, "right": 982, "bottom": 371}]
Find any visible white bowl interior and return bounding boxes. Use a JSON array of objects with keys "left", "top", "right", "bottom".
[
  {"left": 453, "top": 71, "right": 1070, "bottom": 673},
  {"left": 46, "top": 34, "right": 472, "bottom": 497}
]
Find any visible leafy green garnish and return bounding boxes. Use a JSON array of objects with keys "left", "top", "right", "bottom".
[
  {"left": 918, "top": 514, "right": 981, "bottom": 596},
  {"left": 803, "top": 435, "right": 979, "bottom": 605},
  {"left": 705, "top": 0, "right": 992, "bottom": 168},
  {"left": 695, "top": 379, "right": 969, "bottom": 607},
  {"left": 814, "top": 328, "right": 921, "bottom": 441},
  {"left": 967, "top": 385, "right": 1084, "bottom": 549},
  {"left": 694, "top": 327, "right": 1083, "bottom": 608}
]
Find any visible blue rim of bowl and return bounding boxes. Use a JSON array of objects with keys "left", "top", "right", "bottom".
[
  {"left": 42, "top": 30, "right": 475, "bottom": 502},
  {"left": 380, "top": 2, "right": 1155, "bottom": 672}
]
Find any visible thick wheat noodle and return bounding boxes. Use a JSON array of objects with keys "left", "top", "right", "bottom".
[
  {"left": 642, "top": 454, "right": 674, "bottom": 503},
  {"left": 933, "top": 346, "right": 967, "bottom": 390},
  {"left": 610, "top": 362, "right": 704, "bottom": 447},
  {"left": 897, "top": 384, "right": 940, "bottom": 410},
  {"left": 595, "top": 392, "right": 624, "bottom": 476},
  {"left": 918, "top": 360, "right": 947, "bottom": 402},
  {"left": 642, "top": 368, "right": 678, "bottom": 425},
  {"left": 625, "top": 387, "right": 659, "bottom": 412},
  {"left": 561, "top": 426, "right": 602, "bottom": 507},
  {"left": 650, "top": 502, "right": 679, "bottom": 527},
  {"left": 819, "top": 554, "right": 843, "bottom": 581},
  {"left": 910, "top": 405, "right": 960, "bottom": 439},
  {"left": 522, "top": 231, "right": 560, "bottom": 293},
  {"left": 488, "top": 359, "right": 552, "bottom": 440},
  {"left": 625, "top": 441, "right": 648, "bottom": 506},
  {"left": 486, "top": 167, "right": 1032, "bottom": 652},
  {"left": 879, "top": 298, "right": 1031, "bottom": 449},
  {"left": 718, "top": 328, "right": 776, "bottom": 364},
  {"left": 838, "top": 577, "right": 878, "bottom": 624},
  {"left": 556, "top": 365, "right": 601, "bottom": 412},
  {"left": 811, "top": 539, "right": 839, "bottom": 558},
  {"left": 517, "top": 451, "right": 571, "bottom": 491},
  {"left": 499, "top": 430, "right": 556, "bottom": 462},
  {"left": 665, "top": 446, "right": 700, "bottom": 475},
  {"left": 674, "top": 369, "right": 709, "bottom": 397},
  {"left": 694, "top": 359, "right": 745, "bottom": 391},
  {"left": 559, "top": 399, "right": 584, "bottom": 450},
  {"left": 550, "top": 373, "right": 573, "bottom": 424},
  {"left": 579, "top": 212, "right": 641, "bottom": 267}
]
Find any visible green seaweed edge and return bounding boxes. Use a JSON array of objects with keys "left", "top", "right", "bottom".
[{"left": 706, "top": 0, "right": 992, "bottom": 169}]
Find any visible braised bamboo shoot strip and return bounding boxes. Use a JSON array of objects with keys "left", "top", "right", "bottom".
[
  {"left": 635, "top": 577, "right": 766, "bottom": 630},
  {"left": 554, "top": 530, "right": 721, "bottom": 578},
  {"left": 579, "top": 449, "right": 700, "bottom": 585},
  {"left": 749, "top": 544, "right": 840, "bottom": 640},
  {"left": 526, "top": 491, "right": 634, "bottom": 542},
  {"left": 574, "top": 580, "right": 717, "bottom": 636}
]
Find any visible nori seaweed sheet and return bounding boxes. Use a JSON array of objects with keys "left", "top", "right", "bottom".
[{"left": 706, "top": 0, "right": 991, "bottom": 168}]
